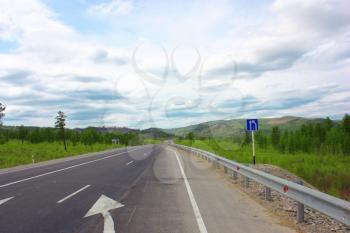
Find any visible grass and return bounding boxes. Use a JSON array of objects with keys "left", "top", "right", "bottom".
[
  {"left": 177, "top": 139, "right": 350, "bottom": 201},
  {"left": 0, "top": 140, "right": 129, "bottom": 169},
  {"left": 0, "top": 139, "right": 163, "bottom": 169}
]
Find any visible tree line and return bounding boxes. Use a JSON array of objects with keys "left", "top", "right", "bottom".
[
  {"left": 0, "top": 107, "right": 141, "bottom": 148},
  {"left": 244, "top": 114, "right": 350, "bottom": 155},
  {"left": 0, "top": 124, "right": 141, "bottom": 147}
]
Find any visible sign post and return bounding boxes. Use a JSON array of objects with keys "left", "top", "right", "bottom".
[{"left": 246, "top": 119, "right": 259, "bottom": 165}]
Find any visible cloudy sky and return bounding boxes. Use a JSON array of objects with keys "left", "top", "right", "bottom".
[{"left": 0, "top": 0, "right": 349, "bottom": 129}]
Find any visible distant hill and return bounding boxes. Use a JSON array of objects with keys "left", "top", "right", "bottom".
[
  {"left": 141, "top": 128, "right": 173, "bottom": 138},
  {"left": 75, "top": 127, "right": 139, "bottom": 134},
  {"left": 162, "top": 116, "right": 329, "bottom": 138},
  {"left": 2, "top": 116, "right": 339, "bottom": 139}
]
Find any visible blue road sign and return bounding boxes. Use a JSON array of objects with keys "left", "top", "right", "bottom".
[{"left": 247, "top": 119, "right": 259, "bottom": 131}]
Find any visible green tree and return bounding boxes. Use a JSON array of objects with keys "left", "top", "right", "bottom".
[
  {"left": 324, "top": 117, "right": 333, "bottom": 130},
  {"left": 28, "top": 128, "right": 43, "bottom": 143},
  {"left": 341, "top": 114, "right": 350, "bottom": 154},
  {"left": 271, "top": 126, "right": 281, "bottom": 148},
  {"left": 81, "top": 128, "right": 98, "bottom": 147},
  {"left": 70, "top": 130, "right": 80, "bottom": 146},
  {"left": 42, "top": 128, "right": 55, "bottom": 143},
  {"left": 255, "top": 131, "right": 268, "bottom": 149},
  {"left": 18, "top": 125, "right": 28, "bottom": 144},
  {"left": 243, "top": 130, "right": 251, "bottom": 145},
  {"left": 55, "top": 111, "right": 67, "bottom": 151},
  {"left": 343, "top": 114, "right": 350, "bottom": 135},
  {"left": 279, "top": 130, "right": 289, "bottom": 153},
  {"left": 187, "top": 132, "right": 194, "bottom": 143}
]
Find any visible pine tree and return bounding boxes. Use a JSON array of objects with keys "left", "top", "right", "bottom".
[
  {"left": 324, "top": 117, "right": 333, "bottom": 130},
  {"left": 271, "top": 126, "right": 281, "bottom": 148},
  {"left": 55, "top": 111, "right": 67, "bottom": 151},
  {"left": 343, "top": 114, "right": 350, "bottom": 135},
  {"left": 18, "top": 125, "right": 28, "bottom": 144}
]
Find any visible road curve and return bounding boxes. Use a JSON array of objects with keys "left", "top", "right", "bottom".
[{"left": 0, "top": 144, "right": 295, "bottom": 233}]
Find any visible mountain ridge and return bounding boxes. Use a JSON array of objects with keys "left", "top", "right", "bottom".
[{"left": 162, "top": 116, "right": 333, "bottom": 138}]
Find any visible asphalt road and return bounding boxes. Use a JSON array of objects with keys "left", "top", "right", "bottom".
[{"left": 0, "top": 144, "right": 295, "bottom": 233}]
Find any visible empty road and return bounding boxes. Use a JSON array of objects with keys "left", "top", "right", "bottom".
[{"left": 0, "top": 144, "right": 295, "bottom": 233}]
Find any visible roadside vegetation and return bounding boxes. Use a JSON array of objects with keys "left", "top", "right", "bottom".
[
  {"left": 0, "top": 129, "right": 161, "bottom": 169},
  {"left": 0, "top": 140, "right": 122, "bottom": 168},
  {"left": 0, "top": 107, "right": 162, "bottom": 169},
  {"left": 177, "top": 114, "right": 350, "bottom": 201}
]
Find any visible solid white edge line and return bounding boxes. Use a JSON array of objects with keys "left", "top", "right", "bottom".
[
  {"left": 0, "top": 147, "right": 143, "bottom": 188},
  {"left": 126, "top": 161, "right": 134, "bottom": 166},
  {"left": 0, "top": 196, "right": 14, "bottom": 206},
  {"left": 169, "top": 148, "right": 208, "bottom": 233},
  {"left": 57, "top": 185, "right": 91, "bottom": 204}
]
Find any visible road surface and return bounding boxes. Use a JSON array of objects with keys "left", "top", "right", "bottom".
[{"left": 0, "top": 144, "right": 295, "bottom": 233}]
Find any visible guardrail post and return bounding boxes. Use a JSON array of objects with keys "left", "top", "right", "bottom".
[
  {"left": 295, "top": 180, "right": 304, "bottom": 223},
  {"left": 224, "top": 166, "right": 228, "bottom": 173},
  {"left": 265, "top": 187, "right": 272, "bottom": 201},
  {"left": 232, "top": 171, "right": 238, "bottom": 180},
  {"left": 245, "top": 177, "right": 250, "bottom": 188}
]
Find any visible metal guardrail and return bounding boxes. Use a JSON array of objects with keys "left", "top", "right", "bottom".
[{"left": 171, "top": 143, "right": 350, "bottom": 226}]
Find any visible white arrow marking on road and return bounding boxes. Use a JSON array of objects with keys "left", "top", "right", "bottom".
[
  {"left": 84, "top": 195, "right": 124, "bottom": 233},
  {"left": 0, "top": 197, "right": 14, "bottom": 206}
]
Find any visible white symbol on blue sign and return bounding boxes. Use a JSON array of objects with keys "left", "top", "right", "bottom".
[{"left": 247, "top": 119, "right": 258, "bottom": 131}]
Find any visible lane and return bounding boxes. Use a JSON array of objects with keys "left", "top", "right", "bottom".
[
  {"left": 0, "top": 145, "right": 159, "bottom": 233},
  {"left": 172, "top": 146, "right": 295, "bottom": 233},
  {"left": 0, "top": 148, "right": 141, "bottom": 188},
  {"left": 114, "top": 146, "right": 202, "bottom": 233},
  {"left": 173, "top": 149, "right": 208, "bottom": 233},
  {"left": 0, "top": 145, "right": 146, "bottom": 185}
]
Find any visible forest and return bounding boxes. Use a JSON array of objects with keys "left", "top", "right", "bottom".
[
  {"left": 0, "top": 105, "right": 157, "bottom": 168},
  {"left": 249, "top": 115, "right": 350, "bottom": 156},
  {"left": 0, "top": 126, "right": 142, "bottom": 147},
  {"left": 178, "top": 114, "right": 350, "bottom": 200}
]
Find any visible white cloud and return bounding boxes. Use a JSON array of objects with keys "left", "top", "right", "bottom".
[
  {"left": 0, "top": 0, "right": 350, "bottom": 128},
  {"left": 87, "top": 0, "right": 133, "bottom": 18},
  {"left": 272, "top": 0, "right": 350, "bottom": 35}
]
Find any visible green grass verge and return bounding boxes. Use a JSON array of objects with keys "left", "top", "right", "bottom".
[
  {"left": 177, "top": 139, "right": 350, "bottom": 201},
  {"left": 0, "top": 139, "right": 163, "bottom": 169},
  {"left": 0, "top": 140, "right": 126, "bottom": 169}
]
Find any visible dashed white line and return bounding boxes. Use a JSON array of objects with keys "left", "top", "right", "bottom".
[
  {"left": 0, "top": 197, "right": 14, "bottom": 206},
  {"left": 169, "top": 148, "right": 208, "bottom": 233},
  {"left": 126, "top": 161, "right": 134, "bottom": 166},
  {"left": 0, "top": 148, "right": 142, "bottom": 188},
  {"left": 57, "top": 185, "right": 90, "bottom": 204}
]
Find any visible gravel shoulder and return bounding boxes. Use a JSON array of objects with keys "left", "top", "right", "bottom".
[{"left": 184, "top": 149, "right": 350, "bottom": 233}]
